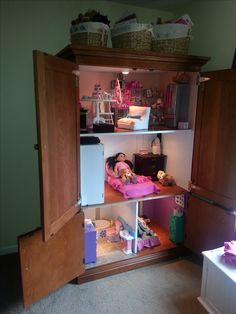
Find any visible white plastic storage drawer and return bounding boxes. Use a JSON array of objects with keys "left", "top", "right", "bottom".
[
  {"left": 80, "top": 144, "right": 104, "bottom": 206},
  {"left": 198, "top": 247, "right": 236, "bottom": 314}
]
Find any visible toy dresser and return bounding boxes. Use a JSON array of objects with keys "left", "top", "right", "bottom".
[{"left": 198, "top": 247, "right": 236, "bottom": 314}]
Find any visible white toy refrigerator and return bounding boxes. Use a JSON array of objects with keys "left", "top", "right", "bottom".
[{"left": 80, "top": 143, "right": 104, "bottom": 206}]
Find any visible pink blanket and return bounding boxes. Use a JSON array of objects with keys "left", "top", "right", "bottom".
[{"left": 107, "top": 175, "right": 160, "bottom": 199}]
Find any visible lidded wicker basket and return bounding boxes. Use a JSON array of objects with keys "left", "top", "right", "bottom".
[
  {"left": 111, "top": 23, "right": 153, "bottom": 50},
  {"left": 70, "top": 22, "right": 109, "bottom": 47},
  {"left": 151, "top": 23, "right": 190, "bottom": 54}
]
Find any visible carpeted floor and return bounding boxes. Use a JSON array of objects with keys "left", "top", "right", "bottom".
[{"left": 0, "top": 253, "right": 208, "bottom": 314}]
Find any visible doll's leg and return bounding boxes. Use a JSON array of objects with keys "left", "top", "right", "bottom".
[
  {"left": 121, "top": 175, "right": 130, "bottom": 185},
  {"left": 132, "top": 174, "right": 137, "bottom": 184}
]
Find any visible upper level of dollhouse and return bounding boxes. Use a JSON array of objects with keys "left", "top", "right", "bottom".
[{"left": 58, "top": 45, "right": 209, "bottom": 137}]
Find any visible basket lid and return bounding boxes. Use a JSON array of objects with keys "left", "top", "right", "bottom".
[
  {"left": 111, "top": 23, "right": 153, "bottom": 38},
  {"left": 153, "top": 23, "right": 190, "bottom": 40},
  {"left": 71, "top": 22, "right": 109, "bottom": 35}
]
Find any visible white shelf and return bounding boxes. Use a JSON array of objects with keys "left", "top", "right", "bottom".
[
  {"left": 80, "top": 128, "right": 193, "bottom": 137},
  {"left": 81, "top": 182, "right": 186, "bottom": 210},
  {"left": 80, "top": 98, "right": 117, "bottom": 103}
]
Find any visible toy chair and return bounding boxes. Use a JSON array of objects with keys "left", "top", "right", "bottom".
[
  {"left": 120, "top": 230, "right": 134, "bottom": 255},
  {"left": 117, "top": 105, "right": 151, "bottom": 130}
]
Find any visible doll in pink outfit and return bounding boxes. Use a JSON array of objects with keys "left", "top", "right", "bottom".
[{"left": 107, "top": 153, "right": 137, "bottom": 184}]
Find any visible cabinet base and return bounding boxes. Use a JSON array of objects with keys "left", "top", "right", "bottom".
[{"left": 78, "top": 246, "right": 188, "bottom": 284}]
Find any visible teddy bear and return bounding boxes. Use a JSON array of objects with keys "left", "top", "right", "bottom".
[
  {"left": 157, "top": 170, "right": 176, "bottom": 186},
  {"left": 71, "top": 10, "right": 110, "bottom": 26},
  {"left": 118, "top": 168, "right": 137, "bottom": 185}
]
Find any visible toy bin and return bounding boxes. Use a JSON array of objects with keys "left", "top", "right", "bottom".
[
  {"left": 84, "top": 225, "right": 97, "bottom": 264},
  {"left": 169, "top": 215, "right": 184, "bottom": 244}
]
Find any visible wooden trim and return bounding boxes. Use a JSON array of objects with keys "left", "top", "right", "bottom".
[
  {"left": 57, "top": 45, "right": 210, "bottom": 72},
  {"left": 50, "top": 204, "right": 79, "bottom": 237},
  {"left": 78, "top": 246, "right": 188, "bottom": 284},
  {"left": 33, "top": 50, "right": 50, "bottom": 238},
  {"left": 191, "top": 81, "right": 205, "bottom": 184}
]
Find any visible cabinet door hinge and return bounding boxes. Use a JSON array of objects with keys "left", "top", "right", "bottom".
[
  {"left": 196, "top": 75, "right": 210, "bottom": 86},
  {"left": 77, "top": 195, "right": 81, "bottom": 207},
  {"left": 83, "top": 257, "right": 85, "bottom": 264}
]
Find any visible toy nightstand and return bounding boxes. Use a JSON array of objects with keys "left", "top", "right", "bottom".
[{"left": 134, "top": 153, "right": 167, "bottom": 181}]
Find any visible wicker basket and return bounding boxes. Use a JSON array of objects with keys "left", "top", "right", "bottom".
[
  {"left": 112, "top": 30, "right": 152, "bottom": 50},
  {"left": 71, "top": 32, "right": 108, "bottom": 47},
  {"left": 70, "top": 22, "right": 109, "bottom": 47},
  {"left": 151, "top": 37, "right": 190, "bottom": 54},
  {"left": 111, "top": 23, "right": 152, "bottom": 50}
]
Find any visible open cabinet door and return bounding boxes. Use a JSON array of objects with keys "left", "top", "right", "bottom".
[
  {"left": 191, "top": 69, "right": 236, "bottom": 210},
  {"left": 186, "top": 69, "right": 236, "bottom": 254},
  {"left": 18, "top": 51, "right": 84, "bottom": 307},
  {"left": 18, "top": 213, "right": 84, "bottom": 307},
  {"left": 33, "top": 50, "right": 80, "bottom": 241}
]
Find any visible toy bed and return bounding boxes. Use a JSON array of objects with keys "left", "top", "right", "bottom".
[{"left": 106, "top": 164, "right": 160, "bottom": 199}]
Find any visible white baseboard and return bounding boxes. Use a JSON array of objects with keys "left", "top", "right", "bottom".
[{"left": 0, "top": 245, "right": 18, "bottom": 256}]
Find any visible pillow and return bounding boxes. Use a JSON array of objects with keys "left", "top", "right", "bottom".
[
  {"left": 127, "top": 115, "right": 141, "bottom": 119},
  {"left": 129, "top": 106, "right": 148, "bottom": 117}
]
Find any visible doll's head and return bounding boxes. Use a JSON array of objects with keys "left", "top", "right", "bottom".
[
  {"left": 115, "top": 153, "right": 126, "bottom": 162},
  {"left": 106, "top": 152, "right": 133, "bottom": 171}
]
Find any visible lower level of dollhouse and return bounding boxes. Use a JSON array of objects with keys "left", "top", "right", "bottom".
[{"left": 83, "top": 196, "right": 186, "bottom": 271}]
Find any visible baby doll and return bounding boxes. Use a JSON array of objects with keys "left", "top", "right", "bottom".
[{"left": 106, "top": 152, "right": 137, "bottom": 184}]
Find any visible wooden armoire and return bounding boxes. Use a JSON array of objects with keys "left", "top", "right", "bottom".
[{"left": 17, "top": 45, "right": 236, "bottom": 308}]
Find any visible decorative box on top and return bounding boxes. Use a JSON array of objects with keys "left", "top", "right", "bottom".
[{"left": 70, "top": 10, "right": 110, "bottom": 47}]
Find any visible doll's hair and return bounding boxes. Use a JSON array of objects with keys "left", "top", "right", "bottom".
[{"left": 106, "top": 152, "right": 134, "bottom": 170}]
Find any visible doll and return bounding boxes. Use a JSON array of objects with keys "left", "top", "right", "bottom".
[{"left": 106, "top": 152, "right": 137, "bottom": 184}]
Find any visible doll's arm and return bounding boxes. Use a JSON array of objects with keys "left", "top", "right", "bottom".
[{"left": 114, "top": 164, "right": 119, "bottom": 176}]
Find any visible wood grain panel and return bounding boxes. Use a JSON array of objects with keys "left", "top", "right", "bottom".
[
  {"left": 191, "top": 69, "right": 236, "bottom": 210},
  {"left": 57, "top": 45, "right": 209, "bottom": 72},
  {"left": 185, "top": 195, "right": 236, "bottom": 255},
  {"left": 78, "top": 246, "right": 187, "bottom": 284},
  {"left": 18, "top": 212, "right": 84, "bottom": 308},
  {"left": 34, "top": 51, "right": 79, "bottom": 241}
]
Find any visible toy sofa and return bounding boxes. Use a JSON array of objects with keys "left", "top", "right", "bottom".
[{"left": 117, "top": 106, "right": 151, "bottom": 130}]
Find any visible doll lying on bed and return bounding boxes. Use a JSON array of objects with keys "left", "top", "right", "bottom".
[
  {"left": 106, "top": 152, "right": 137, "bottom": 185},
  {"left": 106, "top": 152, "right": 160, "bottom": 198}
]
